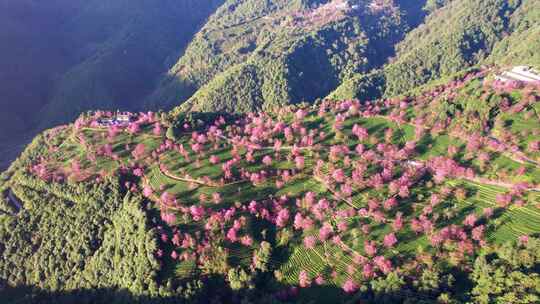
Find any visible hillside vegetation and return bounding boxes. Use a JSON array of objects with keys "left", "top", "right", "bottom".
[
  {"left": 1, "top": 2, "right": 540, "bottom": 301},
  {"left": 331, "top": 0, "right": 540, "bottom": 100},
  {"left": 36, "top": 0, "right": 225, "bottom": 128},
  {"left": 2, "top": 71, "right": 540, "bottom": 303}
]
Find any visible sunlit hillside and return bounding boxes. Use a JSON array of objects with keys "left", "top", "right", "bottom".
[{"left": 1, "top": 70, "right": 539, "bottom": 303}]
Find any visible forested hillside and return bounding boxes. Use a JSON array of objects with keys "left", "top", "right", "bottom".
[
  {"left": 485, "top": 0, "right": 540, "bottom": 68},
  {"left": 156, "top": 0, "right": 417, "bottom": 113},
  {"left": 0, "top": 0, "right": 225, "bottom": 128},
  {"left": 39, "top": 0, "right": 226, "bottom": 128},
  {"left": 331, "top": 0, "right": 540, "bottom": 100},
  {"left": 0, "top": 0, "right": 82, "bottom": 137}
]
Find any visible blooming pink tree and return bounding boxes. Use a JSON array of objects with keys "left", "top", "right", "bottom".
[
  {"left": 210, "top": 155, "right": 220, "bottom": 165},
  {"left": 318, "top": 223, "right": 333, "bottom": 241},
  {"left": 332, "top": 169, "right": 345, "bottom": 183},
  {"left": 314, "top": 275, "right": 325, "bottom": 285},
  {"left": 161, "top": 212, "right": 176, "bottom": 225},
  {"left": 304, "top": 235, "right": 317, "bottom": 249},
  {"left": 153, "top": 123, "right": 163, "bottom": 136},
  {"left": 108, "top": 125, "right": 121, "bottom": 139},
  {"left": 463, "top": 214, "right": 477, "bottom": 227},
  {"left": 518, "top": 235, "right": 529, "bottom": 245},
  {"left": 384, "top": 197, "right": 397, "bottom": 210},
  {"left": 212, "top": 192, "right": 222, "bottom": 204},
  {"left": 127, "top": 122, "right": 141, "bottom": 134},
  {"left": 471, "top": 225, "right": 484, "bottom": 241},
  {"left": 227, "top": 228, "right": 238, "bottom": 242},
  {"left": 160, "top": 191, "right": 176, "bottom": 206},
  {"left": 143, "top": 185, "right": 153, "bottom": 198},
  {"left": 373, "top": 255, "right": 393, "bottom": 274},
  {"left": 132, "top": 143, "right": 146, "bottom": 160},
  {"left": 392, "top": 212, "right": 403, "bottom": 232},
  {"left": 240, "top": 236, "right": 253, "bottom": 246},
  {"left": 276, "top": 208, "right": 290, "bottom": 227},
  {"left": 342, "top": 279, "right": 358, "bottom": 293},
  {"left": 133, "top": 167, "right": 144, "bottom": 177},
  {"left": 364, "top": 240, "right": 377, "bottom": 256},
  {"left": 363, "top": 263, "right": 374, "bottom": 279},
  {"left": 262, "top": 155, "right": 273, "bottom": 166},
  {"left": 352, "top": 124, "right": 368, "bottom": 141},
  {"left": 295, "top": 156, "right": 305, "bottom": 170},
  {"left": 496, "top": 193, "right": 512, "bottom": 207},
  {"left": 190, "top": 205, "right": 205, "bottom": 221},
  {"left": 383, "top": 233, "right": 398, "bottom": 248},
  {"left": 528, "top": 141, "right": 539, "bottom": 153},
  {"left": 298, "top": 270, "right": 311, "bottom": 288}
]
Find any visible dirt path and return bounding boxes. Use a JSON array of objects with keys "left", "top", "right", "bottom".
[
  {"left": 2, "top": 189, "right": 23, "bottom": 215},
  {"left": 312, "top": 174, "right": 358, "bottom": 210},
  {"left": 467, "top": 176, "right": 540, "bottom": 192},
  {"left": 405, "top": 159, "right": 540, "bottom": 192},
  {"left": 487, "top": 136, "right": 540, "bottom": 168},
  {"left": 158, "top": 163, "right": 247, "bottom": 188},
  {"left": 159, "top": 167, "right": 218, "bottom": 187},
  {"left": 215, "top": 134, "right": 318, "bottom": 152}
]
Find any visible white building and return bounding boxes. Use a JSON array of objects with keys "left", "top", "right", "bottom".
[
  {"left": 117, "top": 114, "right": 132, "bottom": 122},
  {"left": 495, "top": 66, "right": 540, "bottom": 84}
]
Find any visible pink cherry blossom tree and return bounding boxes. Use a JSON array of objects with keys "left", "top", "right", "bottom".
[
  {"left": 298, "top": 270, "right": 311, "bottom": 288},
  {"left": 383, "top": 233, "right": 398, "bottom": 248},
  {"left": 342, "top": 279, "right": 358, "bottom": 293}
]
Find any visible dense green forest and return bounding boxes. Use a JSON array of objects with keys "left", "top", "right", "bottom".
[
  {"left": 384, "top": 0, "right": 539, "bottom": 96},
  {"left": 154, "top": 0, "right": 410, "bottom": 113}
]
